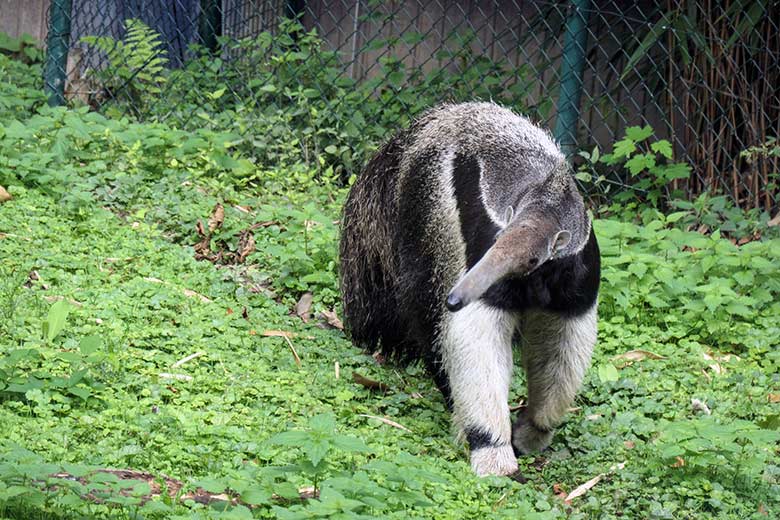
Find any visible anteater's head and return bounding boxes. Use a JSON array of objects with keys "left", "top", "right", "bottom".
[{"left": 445, "top": 167, "right": 586, "bottom": 312}]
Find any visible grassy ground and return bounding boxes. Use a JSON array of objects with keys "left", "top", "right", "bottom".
[{"left": 1, "top": 173, "right": 779, "bottom": 519}]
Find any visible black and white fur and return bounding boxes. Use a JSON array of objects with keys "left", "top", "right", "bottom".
[{"left": 339, "top": 102, "right": 600, "bottom": 477}]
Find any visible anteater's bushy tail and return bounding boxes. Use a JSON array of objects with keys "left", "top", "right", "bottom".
[{"left": 339, "top": 132, "right": 408, "bottom": 354}]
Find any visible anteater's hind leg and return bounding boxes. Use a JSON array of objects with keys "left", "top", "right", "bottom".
[
  {"left": 442, "top": 301, "right": 519, "bottom": 476},
  {"left": 512, "top": 304, "right": 597, "bottom": 454}
]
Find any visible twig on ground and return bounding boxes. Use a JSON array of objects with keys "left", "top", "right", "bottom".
[
  {"left": 357, "top": 413, "right": 412, "bottom": 433},
  {"left": 172, "top": 351, "right": 206, "bottom": 369}
]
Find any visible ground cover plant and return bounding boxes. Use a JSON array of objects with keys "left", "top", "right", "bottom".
[{"left": 1, "top": 33, "right": 779, "bottom": 519}]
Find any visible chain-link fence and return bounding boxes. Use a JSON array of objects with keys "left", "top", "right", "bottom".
[{"left": 44, "top": 0, "right": 779, "bottom": 210}]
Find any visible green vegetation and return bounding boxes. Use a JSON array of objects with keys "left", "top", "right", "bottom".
[
  {"left": 77, "top": 19, "right": 550, "bottom": 182},
  {"left": 1, "top": 31, "right": 779, "bottom": 519}
]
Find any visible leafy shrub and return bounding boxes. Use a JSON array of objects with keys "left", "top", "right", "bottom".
[
  {"left": 0, "top": 300, "right": 106, "bottom": 411},
  {"left": 0, "top": 52, "right": 46, "bottom": 120},
  {"left": 595, "top": 217, "right": 780, "bottom": 347},
  {"left": 82, "top": 19, "right": 547, "bottom": 183},
  {"left": 0, "top": 32, "right": 43, "bottom": 63},
  {"left": 81, "top": 19, "right": 168, "bottom": 115},
  {"left": 668, "top": 192, "right": 775, "bottom": 238},
  {"left": 264, "top": 413, "right": 448, "bottom": 518},
  {"left": 653, "top": 417, "right": 780, "bottom": 486},
  {"left": 576, "top": 125, "right": 692, "bottom": 206}
]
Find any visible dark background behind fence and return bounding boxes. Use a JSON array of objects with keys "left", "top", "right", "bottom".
[{"left": 29, "top": 0, "right": 780, "bottom": 210}]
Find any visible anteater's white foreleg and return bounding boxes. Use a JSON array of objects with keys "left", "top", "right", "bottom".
[
  {"left": 442, "top": 301, "right": 519, "bottom": 476},
  {"left": 513, "top": 304, "right": 597, "bottom": 454}
]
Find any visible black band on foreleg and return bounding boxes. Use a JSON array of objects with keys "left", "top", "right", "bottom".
[{"left": 465, "top": 427, "right": 498, "bottom": 451}]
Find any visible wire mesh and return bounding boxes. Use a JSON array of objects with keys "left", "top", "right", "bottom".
[{"left": 45, "top": 0, "right": 780, "bottom": 210}]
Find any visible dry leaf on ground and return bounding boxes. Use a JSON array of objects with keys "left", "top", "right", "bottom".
[
  {"left": 552, "top": 483, "right": 568, "bottom": 501},
  {"left": 43, "top": 295, "right": 82, "bottom": 307},
  {"left": 208, "top": 203, "right": 224, "bottom": 232},
  {"left": 352, "top": 372, "right": 391, "bottom": 392},
  {"left": 237, "top": 230, "right": 255, "bottom": 263},
  {"left": 182, "top": 288, "right": 212, "bottom": 303},
  {"left": 702, "top": 351, "right": 740, "bottom": 375},
  {"left": 295, "top": 292, "right": 313, "bottom": 322},
  {"left": 613, "top": 349, "right": 665, "bottom": 364},
  {"left": 319, "top": 309, "right": 344, "bottom": 330}
]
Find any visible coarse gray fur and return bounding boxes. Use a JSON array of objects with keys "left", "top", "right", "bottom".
[{"left": 339, "top": 101, "right": 599, "bottom": 477}]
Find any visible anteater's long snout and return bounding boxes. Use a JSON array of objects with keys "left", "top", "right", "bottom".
[
  {"left": 446, "top": 220, "right": 554, "bottom": 312},
  {"left": 446, "top": 245, "right": 515, "bottom": 312}
]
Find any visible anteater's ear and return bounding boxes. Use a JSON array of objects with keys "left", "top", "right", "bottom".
[
  {"left": 503, "top": 206, "right": 514, "bottom": 225},
  {"left": 552, "top": 230, "right": 571, "bottom": 253}
]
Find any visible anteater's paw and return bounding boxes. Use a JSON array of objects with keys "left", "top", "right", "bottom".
[
  {"left": 470, "top": 444, "right": 518, "bottom": 477},
  {"left": 511, "top": 409, "right": 554, "bottom": 455}
]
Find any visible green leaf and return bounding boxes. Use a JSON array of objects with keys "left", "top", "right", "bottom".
[
  {"left": 650, "top": 140, "right": 673, "bottom": 159},
  {"left": 625, "top": 153, "right": 655, "bottom": 175},
  {"left": 192, "top": 478, "right": 225, "bottom": 494},
  {"left": 79, "top": 335, "right": 102, "bottom": 355},
  {"left": 331, "top": 435, "right": 372, "bottom": 453},
  {"left": 628, "top": 262, "right": 648, "bottom": 279},
  {"left": 44, "top": 300, "right": 72, "bottom": 342},
  {"left": 725, "top": 2, "right": 765, "bottom": 49},
  {"left": 625, "top": 126, "right": 654, "bottom": 142},
  {"left": 267, "top": 430, "right": 310, "bottom": 446},
  {"left": 662, "top": 163, "right": 692, "bottom": 181},
  {"left": 613, "top": 138, "right": 636, "bottom": 159},
  {"left": 309, "top": 413, "right": 336, "bottom": 433},
  {"left": 240, "top": 486, "right": 272, "bottom": 505},
  {"left": 598, "top": 363, "right": 619, "bottom": 383},
  {"left": 305, "top": 438, "right": 330, "bottom": 467},
  {"left": 621, "top": 15, "right": 671, "bottom": 80},
  {"left": 758, "top": 414, "right": 780, "bottom": 430},
  {"left": 208, "top": 87, "right": 226, "bottom": 100},
  {"left": 68, "top": 386, "right": 92, "bottom": 401}
]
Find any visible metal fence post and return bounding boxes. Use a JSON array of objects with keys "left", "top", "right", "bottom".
[
  {"left": 198, "top": 0, "right": 222, "bottom": 53},
  {"left": 554, "top": 0, "right": 591, "bottom": 157},
  {"left": 44, "top": 0, "right": 73, "bottom": 107}
]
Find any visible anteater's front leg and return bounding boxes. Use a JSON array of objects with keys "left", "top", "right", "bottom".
[
  {"left": 513, "top": 304, "right": 597, "bottom": 454},
  {"left": 443, "top": 301, "right": 519, "bottom": 476}
]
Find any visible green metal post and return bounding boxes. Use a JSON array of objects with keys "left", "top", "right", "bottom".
[
  {"left": 554, "top": 0, "right": 591, "bottom": 157},
  {"left": 44, "top": 0, "right": 73, "bottom": 106},
  {"left": 198, "top": 0, "right": 222, "bottom": 53}
]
